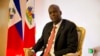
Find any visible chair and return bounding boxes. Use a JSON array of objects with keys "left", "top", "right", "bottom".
[{"left": 63, "top": 27, "right": 86, "bottom": 56}]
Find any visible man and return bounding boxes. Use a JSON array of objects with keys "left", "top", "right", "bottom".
[{"left": 28, "top": 4, "right": 78, "bottom": 56}]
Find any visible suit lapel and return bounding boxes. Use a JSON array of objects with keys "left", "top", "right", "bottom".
[
  {"left": 56, "top": 20, "right": 65, "bottom": 39},
  {"left": 47, "top": 23, "right": 53, "bottom": 39},
  {"left": 47, "top": 20, "right": 65, "bottom": 41}
]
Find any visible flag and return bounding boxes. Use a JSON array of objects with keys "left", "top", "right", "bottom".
[
  {"left": 7, "top": 0, "right": 24, "bottom": 56},
  {"left": 24, "top": 0, "right": 35, "bottom": 48},
  {"left": 6, "top": 0, "right": 35, "bottom": 56}
]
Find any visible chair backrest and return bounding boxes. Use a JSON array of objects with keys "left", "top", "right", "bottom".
[{"left": 76, "top": 27, "right": 86, "bottom": 56}]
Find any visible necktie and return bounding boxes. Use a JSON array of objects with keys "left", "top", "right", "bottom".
[{"left": 43, "top": 26, "right": 56, "bottom": 56}]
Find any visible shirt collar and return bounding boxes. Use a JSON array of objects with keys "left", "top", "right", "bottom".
[{"left": 53, "top": 19, "right": 62, "bottom": 27}]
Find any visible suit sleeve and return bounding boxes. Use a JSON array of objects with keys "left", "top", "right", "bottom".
[
  {"left": 32, "top": 25, "right": 47, "bottom": 53},
  {"left": 32, "top": 35, "right": 44, "bottom": 53},
  {"left": 55, "top": 23, "right": 78, "bottom": 56}
]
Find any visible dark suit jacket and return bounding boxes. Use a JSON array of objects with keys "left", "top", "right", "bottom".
[{"left": 32, "top": 19, "right": 78, "bottom": 56}]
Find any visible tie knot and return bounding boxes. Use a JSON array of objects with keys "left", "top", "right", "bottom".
[
  {"left": 52, "top": 26, "right": 56, "bottom": 32},
  {"left": 53, "top": 26, "right": 56, "bottom": 29}
]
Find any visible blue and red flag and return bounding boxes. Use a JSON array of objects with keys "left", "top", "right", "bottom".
[
  {"left": 24, "top": 0, "right": 35, "bottom": 48},
  {"left": 6, "top": 0, "right": 35, "bottom": 56}
]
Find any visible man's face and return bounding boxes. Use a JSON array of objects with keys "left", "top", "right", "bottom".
[{"left": 48, "top": 6, "right": 61, "bottom": 23}]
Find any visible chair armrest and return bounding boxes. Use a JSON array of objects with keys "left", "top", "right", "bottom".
[
  {"left": 24, "top": 47, "right": 33, "bottom": 56},
  {"left": 63, "top": 52, "right": 80, "bottom": 56},
  {"left": 23, "top": 48, "right": 30, "bottom": 56}
]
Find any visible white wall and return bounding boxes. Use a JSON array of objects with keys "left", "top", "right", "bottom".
[{"left": 35, "top": 0, "right": 100, "bottom": 56}]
